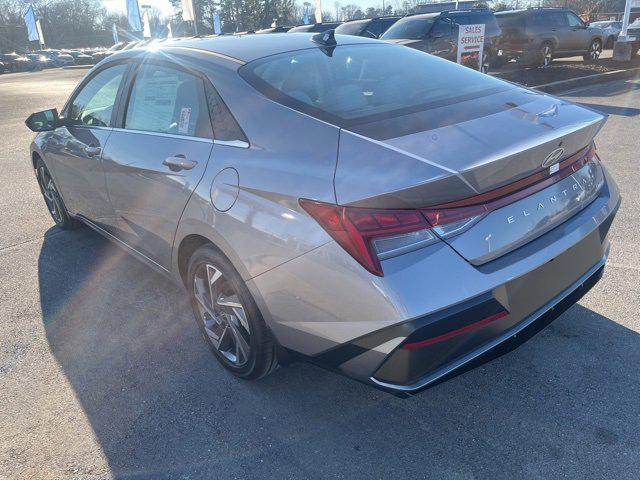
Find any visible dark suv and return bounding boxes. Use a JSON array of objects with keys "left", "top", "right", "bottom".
[
  {"left": 380, "top": 9, "right": 501, "bottom": 72},
  {"left": 335, "top": 16, "right": 401, "bottom": 38},
  {"left": 494, "top": 8, "right": 605, "bottom": 67}
]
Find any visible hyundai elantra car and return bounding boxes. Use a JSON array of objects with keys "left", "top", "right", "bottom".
[{"left": 26, "top": 32, "right": 620, "bottom": 395}]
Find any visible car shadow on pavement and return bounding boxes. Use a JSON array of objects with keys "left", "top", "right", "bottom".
[{"left": 38, "top": 227, "right": 640, "bottom": 479}]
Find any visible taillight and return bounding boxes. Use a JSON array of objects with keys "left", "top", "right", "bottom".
[{"left": 300, "top": 200, "right": 444, "bottom": 276}]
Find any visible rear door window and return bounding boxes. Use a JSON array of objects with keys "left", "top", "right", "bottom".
[
  {"left": 550, "top": 12, "right": 569, "bottom": 27},
  {"left": 124, "top": 64, "right": 212, "bottom": 138}
]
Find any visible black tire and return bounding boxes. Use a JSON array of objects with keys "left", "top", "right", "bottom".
[
  {"left": 583, "top": 39, "right": 602, "bottom": 62},
  {"left": 537, "top": 42, "right": 554, "bottom": 68},
  {"left": 605, "top": 35, "right": 615, "bottom": 49},
  {"left": 187, "top": 244, "right": 279, "bottom": 380},
  {"left": 491, "top": 55, "right": 509, "bottom": 68},
  {"left": 35, "top": 157, "right": 80, "bottom": 230}
]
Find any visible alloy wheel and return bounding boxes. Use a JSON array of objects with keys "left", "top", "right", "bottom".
[
  {"left": 542, "top": 45, "right": 552, "bottom": 67},
  {"left": 589, "top": 41, "right": 602, "bottom": 60},
  {"left": 37, "top": 166, "right": 64, "bottom": 224},
  {"left": 193, "top": 263, "right": 251, "bottom": 367},
  {"left": 481, "top": 52, "right": 490, "bottom": 73}
]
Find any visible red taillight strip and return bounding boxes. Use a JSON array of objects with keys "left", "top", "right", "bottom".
[
  {"left": 421, "top": 143, "right": 595, "bottom": 227},
  {"left": 401, "top": 310, "right": 509, "bottom": 350}
]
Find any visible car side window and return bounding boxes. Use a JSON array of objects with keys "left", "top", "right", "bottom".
[
  {"left": 431, "top": 19, "right": 452, "bottom": 37},
  {"left": 125, "top": 64, "right": 212, "bottom": 138},
  {"left": 550, "top": 12, "right": 569, "bottom": 27},
  {"left": 565, "top": 12, "right": 584, "bottom": 27},
  {"left": 204, "top": 82, "right": 248, "bottom": 144},
  {"left": 67, "top": 64, "right": 127, "bottom": 127},
  {"left": 363, "top": 22, "right": 382, "bottom": 38}
]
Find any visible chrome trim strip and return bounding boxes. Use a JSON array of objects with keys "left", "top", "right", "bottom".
[
  {"left": 213, "top": 139, "right": 250, "bottom": 149},
  {"left": 370, "top": 254, "right": 608, "bottom": 393},
  {"left": 110, "top": 127, "right": 214, "bottom": 143},
  {"left": 77, "top": 216, "right": 171, "bottom": 275},
  {"left": 168, "top": 46, "right": 246, "bottom": 65}
]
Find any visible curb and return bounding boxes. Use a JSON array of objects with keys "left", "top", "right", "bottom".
[{"left": 532, "top": 66, "right": 640, "bottom": 93}]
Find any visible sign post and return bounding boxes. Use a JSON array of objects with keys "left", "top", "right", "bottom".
[
  {"left": 613, "top": 0, "right": 639, "bottom": 61},
  {"left": 456, "top": 23, "right": 485, "bottom": 71}
]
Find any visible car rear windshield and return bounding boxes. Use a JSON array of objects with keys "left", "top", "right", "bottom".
[
  {"left": 381, "top": 17, "right": 436, "bottom": 39},
  {"left": 239, "top": 43, "right": 511, "bottom": 126},
  {"left": 335, "top": 20, "right": 368, "bottom": 36}
]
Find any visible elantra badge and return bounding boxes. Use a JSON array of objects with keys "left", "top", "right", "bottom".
[{"left": 542, "top": 148, "right": 565, "bottom": 168}]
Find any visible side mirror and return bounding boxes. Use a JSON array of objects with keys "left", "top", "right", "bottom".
[{"left": 25, "top": 108, "right": 61, "bottom": 132}]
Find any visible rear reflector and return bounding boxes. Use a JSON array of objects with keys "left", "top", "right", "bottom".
[{"left": 401, "top": 310, "right": 509, "bottom": 349}]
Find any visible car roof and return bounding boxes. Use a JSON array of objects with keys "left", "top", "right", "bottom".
[{"left": 164, "top": 32, "right": 378, "bottom": 63}]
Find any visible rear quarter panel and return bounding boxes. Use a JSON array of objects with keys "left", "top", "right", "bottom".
[{"left": 172, "top": 57, "right": 339, "bottom": 282}]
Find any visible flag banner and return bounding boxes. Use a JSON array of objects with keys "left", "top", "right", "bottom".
[
  {"left": 112, "top": 23, "right": 119, "bottom": 43},
  {"left": 182, "top": 0, "right": 195, "bottom": 22},
  {"left": 126, "top": 0, "right": 142, "bottom": 31},
  {"left": 36, "top": 19, "right": 45, "bottom": 46},
  {"left": 23, "top": 6, "right": 39, "bottom": 42},
  {"left": 213, "top": 14, "right": 221, "bottom": 34},
  {"left": 142, "top": 9, "right": 151, "bottom": 38},
  {"left": 303, "top": 10, "right": 310, "bottom": 24},
  {"left": 314, "top": 0, "right": 322, "bottom": 23},
  {"left": 167, "top": 22, "right": 173, "bottom": 38}
]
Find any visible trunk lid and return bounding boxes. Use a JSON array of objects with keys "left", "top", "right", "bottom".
[{"left": 334, "top": 86, "right": 606, "bottom": 264}]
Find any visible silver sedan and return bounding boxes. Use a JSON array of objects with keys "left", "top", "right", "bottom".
[{"left": 26, "top": 32, "right": 620, "bottom": 394}]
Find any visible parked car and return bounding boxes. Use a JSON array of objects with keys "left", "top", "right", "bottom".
[
  {"left": 288, "top": 22, "right": 342, "bottom": 33},
  {"left": 0, "top": 61, "right": 5, "bottom": 73},
  {"left": 0, "top": 53, "right": 34, "bottom": 72},
  {"left": 26, "top": 34, "right": 620, "bottom": 393},
  {"left": 91, "top": 42, "right": 127, "bottom": 62},
  {"left": 590, "top": 20, "right": 622, "bottom": 48},
  {"left": 335, "top": 16, "right": 401, "bottom": 38},
  {"left": 36, "top": 50, "right": 75, "bottom": 67},
  {"left": 256, "top": 26, "right": 294, "bottom": 33},
  {"left": 381, "top": 9, "right": 501, "bottom": 72},
  {"left": 62, "top": 49, "right": 95, "bottom": 65},
  {"left": 627, "top": 19, "right": 640, "bottom": 55},
  {"left": 25, "top": 53, "right": 56, "bottom": 69},
  {"left": 494, "top": 8, "right": 605, "bottom": 67}
]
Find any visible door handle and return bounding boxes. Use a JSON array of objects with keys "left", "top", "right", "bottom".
[
  {"left": 163, "top": 154, "right": 198, "bottom": 172},
  {"left": 85, "top": 146, "right": 101, "bottom": 157}
]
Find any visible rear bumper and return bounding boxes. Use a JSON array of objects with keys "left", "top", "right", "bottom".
[
  {"left": 371, "top": 255, "right": 608, "bottom": 395},
  {"left": 250, "top": 167, "right": 620, "bottom": 393}
]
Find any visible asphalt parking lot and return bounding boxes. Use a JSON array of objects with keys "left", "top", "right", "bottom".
[{"left": 0, "top": 68, "right": 639, "bottom": 480}]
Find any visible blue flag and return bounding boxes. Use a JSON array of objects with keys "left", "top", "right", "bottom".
[
  {"left": 213, "top": 14, "right": 221, "bottom": 34},
  {"left": 112, "top": 23, "right": 119, "bottom": 44},
  {"left": 23, "top": 6, "right": 39, "bottom": 42},
  {"left": 126, "top": 0, "right": 142, "bottom": 32}
]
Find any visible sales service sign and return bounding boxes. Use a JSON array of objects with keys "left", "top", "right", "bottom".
[{"left": 457, "top": 23, "right": 485, "bottom": 71}]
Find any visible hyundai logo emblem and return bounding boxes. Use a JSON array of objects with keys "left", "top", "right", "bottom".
[{"left": 542, "top": 148, "right": 565, "bottom": 168}]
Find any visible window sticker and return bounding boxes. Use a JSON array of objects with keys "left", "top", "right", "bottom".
[
  {"left": 127, "top": 70, "right": 179, "bottom": 133},
  {"left": 178, "top": 107, "right": 192, "bottom": 134}
]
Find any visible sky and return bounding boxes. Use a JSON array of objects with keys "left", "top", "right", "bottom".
[{"left": 101, "top": 0, "right": 392, "bottom": 19}]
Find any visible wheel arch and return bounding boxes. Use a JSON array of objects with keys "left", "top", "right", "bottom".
[
  {"left": 172, "top": 219, "right": 253, "bottom": 287},
  {"left": 173, "top": 226, "right": 286, "bottom": 358},
  {"left": 31, "top": 150, "right": 42, "bottom": 170}
]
